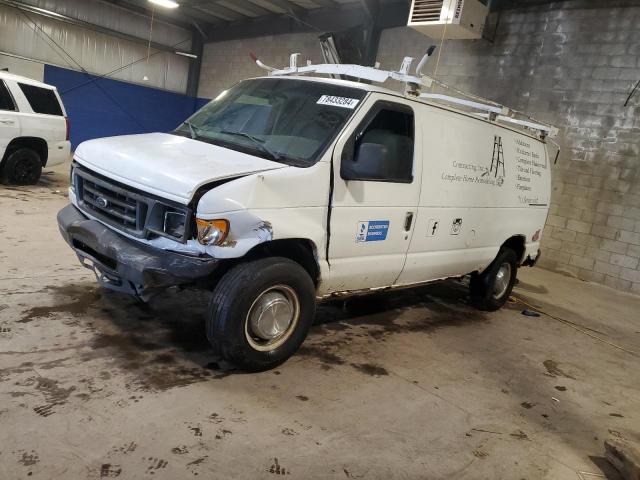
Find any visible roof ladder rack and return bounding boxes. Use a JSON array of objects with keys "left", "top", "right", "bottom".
[
  {"left": 253, "top": 52, "right": 431, "bottom": 91},
  {"left": 251, "top": 50, "right": 558, "bottom": 138},
  {"left": 419, "top": 94, "right": 558, "bottom": 137}
]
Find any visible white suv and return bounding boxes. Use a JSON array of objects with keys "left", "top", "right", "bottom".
[{"left": 0, "top": 71, "right": 70, "bottom": 184}]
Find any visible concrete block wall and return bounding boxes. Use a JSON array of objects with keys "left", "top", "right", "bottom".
[{"left": 198, "top": 32, "right": 323, "bottom": 99}]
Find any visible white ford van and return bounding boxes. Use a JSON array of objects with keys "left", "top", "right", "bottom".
[
  {"left": 0, "top": 71, "right": 70, "bottom": 184},
  {"left": 57, "top": 56, "right": 554, "bottom": 371}
]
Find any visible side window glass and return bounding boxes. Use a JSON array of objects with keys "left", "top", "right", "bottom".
[
  {"left": 0, "top": 80, "right": 16, "bottom": 111},
  {"left": 18, "top": 83, "right": 63, "bottom": 116},
  {"left": 341, "top": 102, "right": 414, "bottom": 183}
]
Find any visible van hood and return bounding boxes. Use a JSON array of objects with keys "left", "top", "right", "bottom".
[{"left": 74, "top": 132, "right": 286, "bottom": 204}]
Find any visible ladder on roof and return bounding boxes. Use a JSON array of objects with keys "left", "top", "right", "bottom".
[{"left": 251, "top": 50, "right": 559, "bottom": 139}]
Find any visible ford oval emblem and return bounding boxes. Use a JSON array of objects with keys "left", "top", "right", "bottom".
[{"left": 96, "top": 196, "right": 108, "bottom": 208}]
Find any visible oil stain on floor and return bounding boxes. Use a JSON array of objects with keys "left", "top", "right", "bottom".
[{"left": 1, "top": 277, "right": 489, "bottom": 428}]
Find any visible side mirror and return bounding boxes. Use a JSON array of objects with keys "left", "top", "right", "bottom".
[{"left": 341, "top": 142, "right": 390, "bottom": 181}]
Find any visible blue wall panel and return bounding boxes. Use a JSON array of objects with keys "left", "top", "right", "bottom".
[{"left": 43, "top": 65, "right": 210, "bottom": 149}]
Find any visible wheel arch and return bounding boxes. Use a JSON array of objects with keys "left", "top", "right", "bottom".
[
  {"left": 2, "top": 137, "right": 48, "bottom": 166},
  {"left": 243, "top": 238, "right": 321, "bottom": 286},
  {"left": 501, "top": 235, "right": 526, "bottom": 264},
  {"left": 203, "top": 238, "right": 322, "bottom": 292}
]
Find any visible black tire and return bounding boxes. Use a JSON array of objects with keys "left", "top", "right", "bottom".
[
  {"left": 206, "top": 257, "right": 316, "bottom": 371},
  {"left": 1, "top": 148, "right": 42, "bottom": 185},
  {"left": 470, "top": 248, "right": 518, "bottom": 311}
]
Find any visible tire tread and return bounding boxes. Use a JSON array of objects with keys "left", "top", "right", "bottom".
[
  {"left": 206, "top": 257, "right": 315, "bottom": 371},
  {"left": 470, "top": 247, "right": 518, "bottom": 311}
]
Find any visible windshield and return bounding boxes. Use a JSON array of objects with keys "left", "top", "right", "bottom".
[{"left": 173, "top": 78, "right": 367, "bottom": 167}]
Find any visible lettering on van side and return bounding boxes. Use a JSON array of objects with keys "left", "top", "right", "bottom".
[
  {"left": 317, "top": 95, "right": 360, "bottom": 109},
  {"left": 356, "top": 221, "right": 390, "bottom": 242},
  {"left": 514, "top": 137, "right": 546, "bottom": 198},
  {"left": 440, "top": 135, "right": 507, "bottom": 188}
]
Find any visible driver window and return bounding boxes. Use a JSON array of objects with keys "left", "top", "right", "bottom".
[{"left": 341, "top": 101, "right": 414, "bottom": 183}]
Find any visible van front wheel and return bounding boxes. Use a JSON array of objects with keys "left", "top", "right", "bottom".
[
  {"left": 470, "top": 248, "right": 518, "bottom": 311},
  {"left": 206, "top": 257, "right": 316, "bottom": 371}
]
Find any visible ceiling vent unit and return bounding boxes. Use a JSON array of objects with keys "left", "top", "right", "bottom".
[{"left": 408, "top": 0, "right": 488, "bottom": 40}]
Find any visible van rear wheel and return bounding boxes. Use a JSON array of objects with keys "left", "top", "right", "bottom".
[
  {"left": 206, "top": 257, "right": 316, "bottom": 371},
  {"left": 470, "top": 248, "right": 518, "bottom": 311},
  {"left": 1, "top": 148, "right": 42, "bottom": 185}
]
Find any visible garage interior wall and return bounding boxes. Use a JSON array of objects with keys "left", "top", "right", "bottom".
[
  {"left": 197, "top": 0, "right": 640, "bottom": 294},
  {"left": 0, "top": 2, "right": 191, "bottom": 91},
  {"left": 0, "top": 52, "right": 44, "bottom": 80},
  {"left": 197, "top": 32, "right": 324, "bottom": 99},
  {"left": 44, "top": 65, "right": 208, "bottom": 148},
  {"left": 0, "top": 1, "right": 204, "bottom": 147}
]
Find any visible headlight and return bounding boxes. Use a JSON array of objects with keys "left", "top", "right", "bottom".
[{"left": 196, "top": 218, "right": 229, "bottom": 246}]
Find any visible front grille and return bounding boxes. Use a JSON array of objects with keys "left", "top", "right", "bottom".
[
  {"left": 410, "top": 0, "right": 444, "bottom": 22},
  {"left": 82, "top": 177, "right": 147, "bottom": 233},
  {"left": 75, "top": 167, "right": 149, "bottom": 236},
  {"left": 73, "top": 164, "right": 191, "bottom": 243}
]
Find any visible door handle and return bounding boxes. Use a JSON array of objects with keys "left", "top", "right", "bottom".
[
  {"left": 404, "top": 212, "right": 414, "bottom": 231},
  {"left": 0, "top": 119, "right": 15, "bottom": 125}
]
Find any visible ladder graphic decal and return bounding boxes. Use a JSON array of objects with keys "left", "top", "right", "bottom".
[{"left": 487, "top": 135, "right": 505, "bottom": 178}]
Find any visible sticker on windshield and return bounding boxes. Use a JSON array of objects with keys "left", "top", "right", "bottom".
[{"left": 317, "top": 95, "right": 360, "bottom": 109}]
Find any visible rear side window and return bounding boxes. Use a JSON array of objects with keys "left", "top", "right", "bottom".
[
  {"left": 341, "top": 101, "right": 414, "bottom": 183},
  {"left": 18, "top": 83, "right": 63, "bottom": 116},
  {"left": 0, "top": 80, "right": 15, "bottom": 111}
]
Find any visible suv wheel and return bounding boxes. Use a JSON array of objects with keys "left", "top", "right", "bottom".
[
  {"left": 206, "top": 257, "right": 316, "bottom": 371},
  {"left": 470, "top": 248, "right": 518, "bottom": 311},
  {"left": 1, "top": 148, "right": 42, "bottom": 185}
]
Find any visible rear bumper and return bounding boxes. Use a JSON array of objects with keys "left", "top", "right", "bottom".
[
  {"left": 522, "top": 249, "right": 541, "bottom": 267},
  {"left": 46, "top": 140, "right": 71, "bottom": 167},
  {"left": 57, "top": 204, "right": 219, "bottom": 297}
]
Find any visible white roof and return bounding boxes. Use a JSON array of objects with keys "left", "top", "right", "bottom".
[
  {"left": 0, "top": 71, "right": 57, "bottom": 90},
  {"left": 252, "top": 74, "right": 400, "bottom": 96}
]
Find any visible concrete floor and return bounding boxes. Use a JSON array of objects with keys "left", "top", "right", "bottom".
[{"left": 1, "top": 164, "right": 639, "bottom": 480}]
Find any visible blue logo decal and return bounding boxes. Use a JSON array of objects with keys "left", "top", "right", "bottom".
[{"left": 356, "top": 220, "right": 390, "bottom": 242}]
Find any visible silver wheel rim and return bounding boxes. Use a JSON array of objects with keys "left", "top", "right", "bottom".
[
  {"left": 245, "top": 285, "right": 300, "bottom": 352},
  {"left": 492, "top": 262, "right": 512, "bottom": 300}
]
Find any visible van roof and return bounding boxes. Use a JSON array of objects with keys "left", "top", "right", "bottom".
[{"left": 0, "top": 71, "right": 57, "bottom": 90}]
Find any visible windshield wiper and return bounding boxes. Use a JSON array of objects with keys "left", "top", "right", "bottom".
[
  {"left": 183, "top": 120, "right": 202, "bottom": 140},
  {"left": 220, "top": 130, "right": 281, "bottom": 162}
]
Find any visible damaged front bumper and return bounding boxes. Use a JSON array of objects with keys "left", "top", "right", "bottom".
[{"left": 57, "top": 204, "right": 219, "bottom": 297}]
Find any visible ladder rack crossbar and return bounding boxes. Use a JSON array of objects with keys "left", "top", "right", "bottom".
[
  {"left": 268, "top": 63, "right": 424, "bottom": 87},
  {"left": 420, "top": 93, "right": 506, "bottom": 115},
  {"left": 473, "top": 113, "right": 558, "bottom": 136}
]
